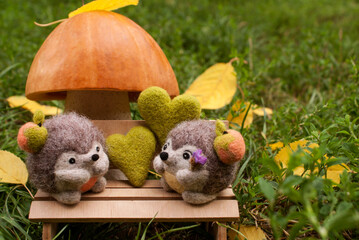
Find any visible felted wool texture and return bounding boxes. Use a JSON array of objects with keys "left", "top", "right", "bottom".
[
  {"left": 52, "top": 191, "right": 81, "bottom": 205},
  {"left": 26, "top": 112, "right": 106, "bottom": 193},
  {"left": 214, "top": 129, "right": 246, "bottom": 165},
  {"left": 24, "top": 126, "right": 48, "bottom": 153},
  {"left": 182, "top": 191, "right": 217, "bottom": 205},
  {"left": 18, "top": 122, "right": 38, "bottom": 153},
  {"left": 214, "top": 133, "right": 235, "bottom": 149},
  {"left": 215, "top": 120, "right": 227, "bottom": 136},
  {"left": 33, "top": 110, "right": 45, "bottom": 125},
  {"left": 167, "top": 120, "right": 238, "bottom": 195},
  {"left": 137, "top": 86, "right": 201, "bottom": 146},
  {"left": 106, "top": 126, "right": 156, "bottom": 187}
]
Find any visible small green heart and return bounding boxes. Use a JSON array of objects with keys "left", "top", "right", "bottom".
[
  {"left": 106, "top": 126, "right": 156, "bottom": 187},
  {"left": 138, "top": 87, "right": 201, "bottom": 145}
]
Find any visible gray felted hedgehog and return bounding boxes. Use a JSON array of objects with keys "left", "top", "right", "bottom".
[
  {"left": 17, "top": 112, "right": 109, "bottom": 205},
  {"left": 153, "top": 120, "right": 245, "bottom": 204}
]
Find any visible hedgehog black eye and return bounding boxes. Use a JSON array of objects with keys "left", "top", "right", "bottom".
[
  {"left": 183, "top": 152, "right": 191, "bottom": 160},
  {"left": 96, "top": 146, "right": 100, "bottom": 152},
  {"left": 163, "top": 143, "right": 168, "bottom": 150},
  {"left": 69, "top": 158, "right": 76, "bottom": 164}
]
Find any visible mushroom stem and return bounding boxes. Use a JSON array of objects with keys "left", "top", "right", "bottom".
[{"left": 65, "top": 90, "right": 131, "bottom": 120}]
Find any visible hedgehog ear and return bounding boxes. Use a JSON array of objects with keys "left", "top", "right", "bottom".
[
  {"left": 215, "top": 120, "right": 227, "bottom": 136},
  {"left": 18, "top": 112, "right": 48, "bottom": 153}
]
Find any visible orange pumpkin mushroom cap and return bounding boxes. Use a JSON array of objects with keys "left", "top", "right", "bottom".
[{"left": 25, "top": 10, "right": 179, "bottom": 101}]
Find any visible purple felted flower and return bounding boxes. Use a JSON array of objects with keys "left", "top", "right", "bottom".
[{"left": 193, "top": 149, "right": 207, "bottom": 165}]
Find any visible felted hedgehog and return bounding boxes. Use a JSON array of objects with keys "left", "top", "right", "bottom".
[
  {"left": 17, "top": 112, "right": 109, "bottom": 205},
  {"left": 153, "top": 120, "right": 245, "bottom": 204}
]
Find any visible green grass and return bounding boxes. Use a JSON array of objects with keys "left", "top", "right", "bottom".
[{"left": 1, "top": 0, "right": 359, "bottom": 239}]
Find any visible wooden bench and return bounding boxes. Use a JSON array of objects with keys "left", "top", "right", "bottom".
[
  {"left": 29, "top": 180, "right": 239, "bottom": 239},
  {"left": 28, "top": 120, "right": 240, "bottom": 239}
]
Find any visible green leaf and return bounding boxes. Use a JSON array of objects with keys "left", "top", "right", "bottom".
[
  {"left": 324, "top": 207, "right": 359, "bottom": 232},
  {"left": 233, "top": 151, "right": 252, "bottom": 188},
  {"left": 258, "top": 177, "right": 276, "bottom": 204},
  {"left": 288, "top": 219, "right": 307, "bottom": 240}
]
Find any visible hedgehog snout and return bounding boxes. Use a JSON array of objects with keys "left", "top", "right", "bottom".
[
  {"left": 160, "top": 152, "right": 168, "bottom": 161},
  {"left": 91, "top": 154, "right": 99, "bottom": 161}
]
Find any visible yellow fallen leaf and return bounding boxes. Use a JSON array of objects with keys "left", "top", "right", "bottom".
[
  {"left": 268, "top": 142, "right": 284, "bottom": 151},
  {"left": 274, "top": 140, "right": 349, "bottom": 183},
  {"left": 228, "top": 224, "right": 266, "bottom": 240},
  {"left": 0, "top": 151, "right": 28, "bottom": 185},
  {"left": 184, "top": 59, "right": 238, "bottom": 109},
  {"left": 326, "top": 164, "right": 349, "bottom": 184},
  {"left": 69, "top": 0, "right": 139, "bottom": 18},
  {"left": 6, "top": 96, "right": 62, "bottom": 116},
  {"left": 227, "top": 101, "right": 253, "bottom": 129},
  {"left": 274, "top": 140, "right": 318, "bottom": 167},
  {"left": 252, "top": 106, "right": 273, "bottom": 116}
]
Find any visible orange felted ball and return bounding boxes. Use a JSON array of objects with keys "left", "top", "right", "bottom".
[
  {"left": 17, "top": 122, "right": 37, "bottom": 153},
  {"left": 214, "top": 129, "right": 246, "bottom": 165}
]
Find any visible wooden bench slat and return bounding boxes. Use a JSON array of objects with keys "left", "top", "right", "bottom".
[
  {"left": 106, "top": 180, "right": 162, "bottom": 188},
  {"left": 29, "top": 200, "right": 239, "bottom": 223},
  {"left": 35, "top": 188, "right": 235, "bottom": 201}
]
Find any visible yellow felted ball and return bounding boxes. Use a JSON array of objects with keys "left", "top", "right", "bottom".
[
  {"left": 23, "top": 125, "right": 48, "bottom": 153},
  {"left": 138, "top": 87, "right": 201, "bottom": 145},
  {"left": 106, "top": 126, "right": 156, "bottom": 187},
  {"left": 33, "top": 110, "right": 45, "bottom": 126}
]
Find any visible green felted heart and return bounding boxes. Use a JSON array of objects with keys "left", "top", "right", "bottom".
[
  {"left": 138, "top": 86, "right": 201, "bottom": 145},
  {"left": 106, "top": 126, "right": 156, "bottom": 187}
]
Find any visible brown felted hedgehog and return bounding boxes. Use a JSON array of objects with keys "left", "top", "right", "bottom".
[
  {"left": 153, "top": 120, "right": 245, "bottom": 204},
  {"left": 18, "top": 112, "right": 109, "bottom": 205}
]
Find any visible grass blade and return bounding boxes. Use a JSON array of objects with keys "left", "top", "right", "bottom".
[
  {"left": 147, "top": 223, "right": 201, "bottom": 240},
  {"left": 52, "top": 224, "right": 68, "bottom": 240},
  {"left": 141, "top": 212, "right": 158, "bottom": 240},
  {"left": 0, "top": 63, "right": 20, "bottom": 78},
  {"left": 1, "top": 214, "right": 31, "bottom": 240}
]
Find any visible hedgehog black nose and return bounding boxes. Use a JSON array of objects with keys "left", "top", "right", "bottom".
[
  {"left": 92, "top": 154, "right": 99, "bottom": 161},
  {"left": 160, "top": 152, "right": 168, "bottom": 161}
]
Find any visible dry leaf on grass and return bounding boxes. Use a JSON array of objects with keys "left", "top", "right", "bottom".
[
  {"left": 252, "top": 105, "right": 273, "bottom": 116},
  {"left": 6, "top": 96, "right": 62, "bottom": 116},
  {"left": 227, "top": 101, "right": 273, "bottom": 128},
  {"left": 273, "top": 140, "right": 349, "bottom": 184},
  {"left": 268, "top": 142, "right": 284, "bottom": 150},
  {"left": 184, "top": 59, "right": 238, "bottom": 109},
  {"left": 227, "top": 101, "right": 253, "bottom": 128},
  {"left": 228, "top": 224, "right": 267, "bottom": 240},
  {"left": 0, "top": 150, "right": 28, "bottom": 185},
  {"left": 69, "top": 0, "right": 139, "bottom": 18}
]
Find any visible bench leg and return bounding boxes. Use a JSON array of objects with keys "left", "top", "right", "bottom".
[
  {"left": 42, "top": 223, "right": 58, "bottom": 240},
  {"left": 207, "top": 222, "right": 227, "bottom": 240},
  {"left": 214, "top": 223, "right": 227, "bottom": 240}
]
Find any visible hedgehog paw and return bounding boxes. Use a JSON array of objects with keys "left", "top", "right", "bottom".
[
  {"left": 160, "top": 178, "right": 174, "bottom": 192},
  {"left": 182, "top": 191, "right": 216, "bottom": 205},
  {"left": 52, "top": 191, "right": 81, "bottom": 205},
  {"left": 91, "top": 176, "right": 107, "bottom": 193}
]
